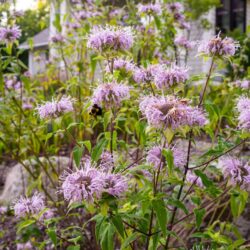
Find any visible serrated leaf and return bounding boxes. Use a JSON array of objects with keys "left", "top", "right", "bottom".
[
  {"left": 79, "top": 140, "right": 92, "bottom": 153},
  {"left": 230, "top": 188, "right": 248, "bottom": 218},
  {"left": 194, "top": 170, "right": 213, "bottom": 187},
  {"left": 73, "top": 145, "right": 84, "bottom": 167},
  {"left": 162, "top": 149, "right": 174, "bottom": 174},
  {"left": 67, "top": 245, "right": 80, "bottom": 250},
  {"left": 121, "top": 233, "right": 138, "bottom": 249},
  {"left": 168, "top": 198, "right": 188, "bottom": 215},
  {"left": 111, "top": 214, "right": 125, "bottom": 238},
  {"left": 101, "top": 223, "right": 115, "bottom": 250},
  {"left": 47, "top": 228, "right": 57, "bottom": 246},
  {"left": 194, "top": 208, "right": 205, "bottom": 229},
  {"left": 152, "top": 199, "right": 167, "bottom": 236},
  {"left": 17, "top": 219, "right": 35, "bottom": 233},
  {"left": 91, "top": 138, "right": 108, "bottom": 162}
]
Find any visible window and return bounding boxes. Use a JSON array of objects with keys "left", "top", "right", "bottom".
[{"left": 216, "top": 0, "right": 246, "bottom": 33}]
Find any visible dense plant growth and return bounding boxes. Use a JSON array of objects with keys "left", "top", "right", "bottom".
[{"left": 0, "top": 0, "right": 249, "bottom": 249}]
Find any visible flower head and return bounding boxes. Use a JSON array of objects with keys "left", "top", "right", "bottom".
[
  {"left": 105, "top": 58, "right": 135, "bottom": 74},
  {"left": 236, "top": 96, "right": 250, "bottom": 131},
  {"left": 87, "top": 25, "right": 134, "bottom": 53},
  {"left": 186, "top": 172, "right": 203, "bottom": 187},
  {"left": 235, "top": 80, "right": 250, "bottom": 89},
  {"left": 167, "top": 2, "right": 184, "bottom": 12},
  {"left": 13, "top": 192, "right": 45, "bottom": 217},
  {"left": 77, "top": 9, "right": 100, "bottom": 20},
  {"left": 174, "top": 36, "right": 195, "bottom": 49},
  {"left": 5, "top": 76, "right": 22, "bottom": 90},
  {"left": 36, "top": 96, "right": 74, "bottom": 119},
  {"left": 138, "top": 3, "right": 162, "bottom": 15},
  {"left": 92, "top": 81, "right": 130, "bottom": 109},
  {"left": 146, "top": 144, "right": 186, "bottom": 169},
  {"left": 16, "top": 242, "right": 33, "bottom": 250},
  {"left": 99, "top": 151, "right": 114, "bottom": 173},
  {"left": 154, "top": 65, "right": 189, "bottom": 89},
  {"left": 0, "top": 206, "right": 7, "bottom": 214},
  {"left": 39, "top": 208, "right": 55, "bottom": 221},
  {"left": 0, "top": 25, "right": 21, "bottom": 43},
  {"left": 51, "top": 34, "right": 64, "bottom": 43},
  {"left": 139, "top": 96, "right": 207, "bottom": 129},
  {"left": 61, "top": 162, "right": 104, "bottom": 203},
  {"left": 133, "top": 64, "right": 161, "bottom": 83},
  {"left": 179, "top": 21, "right": 191, "bottom": 30},
  {"left": 103, "top": 173, "right": 127, "bottom": 197},
  {"left": 218, "top": 156, "right": 250, "bottom": 187},
  {"left": 198, "top": 34, "right": 238, "bottom": 57}
]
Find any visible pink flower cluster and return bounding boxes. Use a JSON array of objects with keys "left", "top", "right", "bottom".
[
  {"left": 99, "top": 151, "right": 114, "bottom": 172},
  {"left": 39, "top": 208, "right": 55, "bottom": 221},
  {"left": 167, "top": 2, "right": 190, "bottom": 30},
  {"left": 105, "top": 58, "right": 135, "bottom": 74},
  {"left": 138, "top": 3, "right": 162, "bottom": 15},
  {"left": 139, "top": 95, "right": 207, "bottom": 129},
  {"left": 174, "top": 36, "right": 196, "bottom": 49},
  {"left": 36, "top": 96, "right": 74, "bottom": 119},
  {"left": 133, "top": 64, "right": 161, "bottom": 84},
  {"left": 154, "top": 65, "right": 189, "bottom": 89},
  {"left": 61, "top": 161, "right": 127, "bottom": 203},
  {"left": 235, "top": 80, "right": 250, "bottom": 89},
  {"left": 92, "top": 81, "right": 130, "bottom": 109},
  {"left": 51, "top": 34, "right": 65, "bottom": 43},
  {"left": 5, "top": 76, "right": 22, "bottom": 90},
  {"left": 77, "top": 9, "right": 100, "bottom": 20},
  {"left": 198, "top": 34, "right": 238, "bottom": 57},
  {"left": 167, "top": 2, "right": 183, "bottom": 12},
  {"left": 218, "top": 156, "right": 250, "bottom": 187},
  {"left": 0, "top": 25, "right": 21, "bottom": 43},
  {"left": 13, "top": 192, "right": 45, "bottom": 217},
  {"left": 87, "top": 25, "right": 134, "bottom": 53},
  {"left": 146, "top": 144, "right": 186, "bottom": 169},
  {"left": 236, "top": 96, "right": 250, "bottom": 130},
  {"left": 0, "top": 206, "right": 7, "bottom": 214},
  {"left": 17, "top": 242, "right": 33, "bottom": 250},
  {"left": 186, "top": 171, "right": 203, "bottom": 187}
]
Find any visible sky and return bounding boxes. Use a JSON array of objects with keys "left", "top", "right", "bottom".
[{"left": 15, "top": 0, "right": 37, "bottom": 10}]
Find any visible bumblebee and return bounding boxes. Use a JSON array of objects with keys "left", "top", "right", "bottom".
[{"left": 89, "top": 104, "right": 103, "bottom": 117}]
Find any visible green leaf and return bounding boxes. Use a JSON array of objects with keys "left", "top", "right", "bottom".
[
  {"left": 79, "top": 140, "right": 92, "bottom": 153},
  {"left": 73, "top": 145, "right": 84, "bottom": 167},
  {"left": 168, "top": 198, "right": 188, "bottom": 215},
  {"left": 47, "top": 228, "right": 57, "bottom": 246},
  {"left": 194, "top": 170, "right": 213, "bottom": 187},
  {"left": 112, "top": 130, "right": 117, "bottom": 151},
  {"left": 91, "top": 138, "right": 108, "bottom": 162},
  {"left": 104, "top": 111, "right": 112, "bottom": 131},
  {"left": 68, "top": 236, "right": 82, "bottom": 245},
  {"left": 230, "top": 188, "right": 248, "bottom": 218},
  {"left": 229, "top": 239, "right": 245, "bottom": 249},
  {"left": 95, "top": 214, "right": 105, "bottom": 241},
  {"left": 121, "top": 233, "right": 138, "bottom": 249},
  {"left": 152, "top": 199, "right": 167, "bottom": 236},
  {"left": 67, "top": 245, "right": 80, "bottom": 250},
  {"left": 194, "top": 208, "right": 205, "bottom": 229},
  {"left": 111, "top": 214, "right": 125, "bottom": 238},
  {"left": 101, "top": 223, "right": 115, "bottom": 250},
  {"left": 90, "top": 54, "right": 98, "bottom": 73},
  {"left": 154, "top": 16, "right": 161, "bottom": 29},
  {"left": 162, "top": 149, "right": 174, "bottom": 174},
  {"left": 67, "top": 122, "right": 80, "bottom": 130},
  {"left": 17, "top": 219, "right": 35, "bottom": 233}
]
